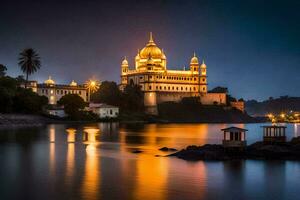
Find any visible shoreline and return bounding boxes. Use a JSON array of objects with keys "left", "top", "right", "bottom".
[
  {"left": 168, "top": 137, "right": 300, "bottom": 161},
  {"left": 0, "top": 113, "right": 283, "bottom": 129}
]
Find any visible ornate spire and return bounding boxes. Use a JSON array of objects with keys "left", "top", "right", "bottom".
[
  {"left": 147, "top": 32, "right": 155, "bottom": 46},
  {"left": 193, "top": 52, "right": 196, "bottom": 57},
  {"left": 149, "top": 32, "right": 153, "bottom": 42}
]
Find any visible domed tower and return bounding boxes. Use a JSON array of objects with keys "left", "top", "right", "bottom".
[
  {"left": 121, "top": 57, "right": 129, "bottom": 86},
  {"left": 200, "top": 60, "right": 207, "bottom": 93},
  {"left": 136, "top": 32, "right": 166, "bottom": 71},
  {"left": 121, "top": 56, "right": 129, "bottom": 75},
  {"left": 190, "top": 52, "right": 199, "bottom": 72}
]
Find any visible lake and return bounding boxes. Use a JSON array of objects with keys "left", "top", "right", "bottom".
[{"left": 0, "top": 123, "right": 300, "bottom": 200}]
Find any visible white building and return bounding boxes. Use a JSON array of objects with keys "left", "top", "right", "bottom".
[
  {"left": 88, "top": 103, "right": 119, "bottom": 119},
  {"left": 24, "top": 76, "right": 88, "bottom": 104},
  {"left": 46, "top": 107, "right": 66, "bottom": 118}
]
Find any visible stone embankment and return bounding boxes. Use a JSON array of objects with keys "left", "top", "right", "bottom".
[{"left": 169, "top": 137, "right": 300, "bottom": 161}]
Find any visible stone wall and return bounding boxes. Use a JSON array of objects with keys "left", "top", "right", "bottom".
[
  {"left": 230, "top": 101, "right": 245, "bottom": 112},
  {"left": 200, "top": 93, "right": 227, "bottom": 105}
]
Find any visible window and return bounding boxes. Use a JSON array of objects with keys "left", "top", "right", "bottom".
[
  {"left": 79, "top": 91, "right": 81, "bottom": 95},
  {"left": 110, "top": 109, "right": 113, "bottom": 115},
  {"left": 202, "top": 78, "right": 205, "bottom": 82},
  {"left": 149, "top": 86, "right": 152, "bottom": 90}
]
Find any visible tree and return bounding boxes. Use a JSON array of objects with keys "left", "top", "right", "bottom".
[
  {"left": 18, "top": 48, "right": 41, "bottom": 88},
  {"left": 15, "top": 75, "right": 26, "bottom": 85},
  {"left": 0, "top": 64, "right": 7, "bottom": 77},
  {"left": 91, "top": 81, "right": 122, "bottom": 106},
  {"left": 57, "top": 94, "right": 86, "bottom": 118},
  {"left": 122, "top": 84, "right": 144, "bottom": 112},
  {"left": 13, "top": 88, "right": 48, "bottom": 113}
]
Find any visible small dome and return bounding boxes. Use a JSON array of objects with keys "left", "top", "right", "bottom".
[
  {"left": 122, "top": 57, "right": 128, "bottom": 65},
  {"left": 190, "top": 53, "right": 199, "bottom": 65},
  {"left": 44, "top": 76, "right": 55, "bottom": 85},
  {"left": 70, "top": 80, "right": 77, "bottom": 86},
  {"left": 200, "top": 60, "right": 207, "bottom": 68}
]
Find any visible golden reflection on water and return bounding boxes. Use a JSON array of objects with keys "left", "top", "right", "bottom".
[
  {"left": 49, "top": 125, "right": 55, "bottom": 176},
  {"left": 81, "top": 127, "right": 100, "bottom": 200},
  {"left": 66, "top": 128, "right": 76, "bottom": 185},
  {"left": 134, "top": 155, "right": 168, "bottom": 200}
]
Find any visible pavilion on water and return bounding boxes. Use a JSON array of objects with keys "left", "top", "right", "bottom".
[
  {"left": 262, "top": 125, "right": 287, "bottom": 144},
  {"left": 221, "top": 127, "right": 248, "bottom": 148}
]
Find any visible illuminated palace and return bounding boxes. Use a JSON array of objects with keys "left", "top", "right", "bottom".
[
  {"left": 120, "top": 33, "right": 227, "bottom": 114},
  {"left": 25, "top": 76, "right": 87, "bottom": 104}
]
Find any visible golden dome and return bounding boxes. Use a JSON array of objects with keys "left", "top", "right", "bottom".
[
  {"left": 70, "top": 80, "right": 77, "bottom": 86},
  {"left": 161, "top": 49, "right": 166, "bottom": 59},
  {"left": 44, "top": 76, "right": 55, "bottom": 85},
  {"left": 122, "top": 56, "right": 128, "bottom": 65},
  {"left": 190, "top": 52, "right": 199, "bottom": 65},
  {"left": 139, "top": 32, "right": 163, "bottom": 59}
]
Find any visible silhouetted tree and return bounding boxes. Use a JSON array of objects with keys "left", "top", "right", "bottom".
[
  {"left": 0, "top": 64, "right": 7, "bottom": 77},
  {"left": 91, "top": 81, "right": 122, "bottom": 106},
  {"left": 13, "top": 88, "right": 48, "bottom": 113},
  {"left": 57, "top": 94, "right": 86, "bottom": 118},
  {"left": 18, "top": 48, "right": 41, "bottom": 88},
  {"left": 122, "top": 84, "right": 144, "bottom": 112}
]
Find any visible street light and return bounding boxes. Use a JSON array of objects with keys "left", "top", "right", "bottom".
[{"left": 86, "top": 79, "right": 100, "bottom": 102}]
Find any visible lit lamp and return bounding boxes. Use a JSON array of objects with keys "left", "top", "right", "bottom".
[{"left": 86, "top": 79, "right": 100, "bottom": 102}]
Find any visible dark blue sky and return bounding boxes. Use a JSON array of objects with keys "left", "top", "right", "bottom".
[{"left": 1, "top": 0, "right": 299, "bottom": 100}]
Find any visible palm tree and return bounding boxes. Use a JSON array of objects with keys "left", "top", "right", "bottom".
[{"left": 18, "top": 48, "right": 41, "bottom": 88}]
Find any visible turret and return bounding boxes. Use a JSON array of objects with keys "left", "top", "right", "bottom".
[
  {"left": 190, "top": 52, "right": 199, "bottom": 72},
  {"left": 121, "top": 56, "right": 129, "bottom": 74},
  {"left": 199, "top": 60, "right": 207, "bottom": 93}
]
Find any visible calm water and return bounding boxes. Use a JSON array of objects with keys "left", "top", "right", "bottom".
[{"left": 0, "top": 123, "right": 300, "bottom": 200}]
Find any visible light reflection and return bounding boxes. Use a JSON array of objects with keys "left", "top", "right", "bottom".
[
  {"left": 134, "top": 155, "right": 168, "bottom": 200},
  {"left": 65, "top": 128, "right": 76, "bottom": 185},
  {"left": 81, "top": 127, "right": 100, "bottom": 200},
  {"left": 294, "top": 124, "right": 298, "bottom": 137},
  {"left": 83, "top": 127, "right": 100, "bottom": 143},
  {"left": 49, "top": 125, "right": 55, "bottom": 175},
  {"left": 66, "top": 128, "right": 76, "bottom": 143}
]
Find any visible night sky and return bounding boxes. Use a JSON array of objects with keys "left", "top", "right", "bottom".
[{"left": 1, "top": 0, "right": 299, "bottom": 100}]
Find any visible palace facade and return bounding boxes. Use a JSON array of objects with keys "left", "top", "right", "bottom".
[
  {"left": 25, "top": 76, "right": 88, "bottom": 104},
  {"left": 120, "top": 33, "right": 226, "bottom": 114}
]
